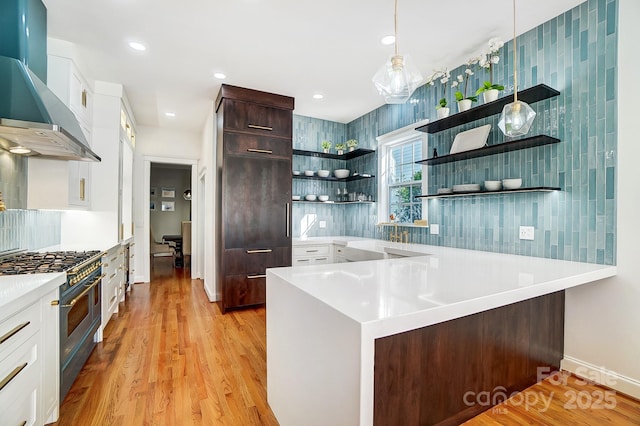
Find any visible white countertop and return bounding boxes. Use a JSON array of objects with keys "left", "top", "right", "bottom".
[
  {"left": 271, "top": 239, "right": 617, "bottom": 338},
  {"left": 0, "top": 273, "right": 65, "bottom": 320}
]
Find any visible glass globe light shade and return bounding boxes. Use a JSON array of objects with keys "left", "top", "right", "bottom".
[
  {"left": 372, "top": 55, "right": 423, "bottom": 104},
  {"left": 498, "top": 101, "right": 536, "bottom": 137}
]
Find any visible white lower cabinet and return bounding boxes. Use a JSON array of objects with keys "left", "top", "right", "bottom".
[
  {"left": 0, "top": 287, "right": 59, "bottom": 425},
  {"left": 333, "top": 245, "right": 347, "bottom": 263},
  {"left": 292, "top": 244, "right": 332, "bottom": 266},
  {"left": 101, "top": 245, "right": 125, "bottom": 336}
]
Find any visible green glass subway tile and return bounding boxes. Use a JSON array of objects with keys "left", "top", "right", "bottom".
[
  {"left": 605, "top": 166, "right": 615, "bottom": 199},
  {"left": 606, "top": 0, "right": 616, "bottom": 35}
]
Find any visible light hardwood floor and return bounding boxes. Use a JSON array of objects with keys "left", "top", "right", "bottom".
[{"left": 55, "top": 258, "right": 640, "bottom": 425}]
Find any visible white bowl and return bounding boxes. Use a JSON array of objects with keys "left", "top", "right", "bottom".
[
  {"left": 334, "top": 169, "right": 350, "bottom": 179},
  {"left": 502, "top": 178, "right": 522, "bottom": 190},
  {"left": 318, "top": 195, "right": 329, "bottom": 202},
  {"left": 305, "top": 194, "right": 317, "bottom": 201},
  {"left": 317, "top": 170, "right": 330, "bottom": 178},
  {"left": 292, "top": 195, "right": 301, "bottom": 201},
  {"left": 292, "top": 170, "right": 300, "bottom": 176},
  {"left": 304, "top": 170, "right": 314, "bottom": 177},
  {"left": 484, "top": 180, "right": 502, "bottom": 191}
]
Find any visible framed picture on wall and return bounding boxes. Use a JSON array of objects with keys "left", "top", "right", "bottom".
[
  {"left": 150, "top": 187, "right": 157, "bottom": 197},
  {"left": 161, "top": 187, "right": 175, "bottom": 198},
  {"left": 161, "top": 201, "right": 175, "bottom": 212},
  {"left": 150, "top": 201, "right": 156, "bottom": 211}
]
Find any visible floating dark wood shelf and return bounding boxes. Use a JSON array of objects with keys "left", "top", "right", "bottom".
[
  {"left": 416, "top": 135, "right": 560, "bottom": 165},
  {"left": 293, "top": 174, "right": 375, "bottom": 182},
  {"left": 293, "top": 148, "right": 375, "bottom": 160},
  {"left": 292, "top": 200, "right": 375, "bottom": 205},
  {"left": 416, "top": 187, "right": 561, "bottom": 199},
  {"left": 415, "top": 84, "right": 560, "bottom": 134}
]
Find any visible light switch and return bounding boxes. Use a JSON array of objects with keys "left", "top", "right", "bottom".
[
  {"left": 430, "top": 224, "right": 439, "bottom": 235},
  {"left": 319, "top": 220, "right": 327, "bottom": 228}
]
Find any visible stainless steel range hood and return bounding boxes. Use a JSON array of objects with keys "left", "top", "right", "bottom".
[{"left": 0, "top": 0, "right": 100, "bottom": 162}]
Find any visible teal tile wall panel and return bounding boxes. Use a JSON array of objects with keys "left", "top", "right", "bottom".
[
  {"left": 343, "top": 0, "right": 617, "bottom": 265},
  {"left": 0, "top": 209, "right": 62, "bottom": 252}
]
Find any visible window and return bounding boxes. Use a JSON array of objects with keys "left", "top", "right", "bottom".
[
  {"left": 377, "top": 119, "right": 428, "bottom": 225},
  {"left": 388, "top": 140, "right": 423, "bottom": 223}
]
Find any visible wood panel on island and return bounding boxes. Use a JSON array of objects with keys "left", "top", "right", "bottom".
[
  {"left": 215, "top": 85, "right": 294, "bottom": 313},
  {"left": 415, "top": 84, "right": 562, "bottom": 199}
]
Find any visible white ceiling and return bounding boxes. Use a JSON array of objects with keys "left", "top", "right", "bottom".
[{"left": 42, "top": 0, "right": 585, "bottom": 134}]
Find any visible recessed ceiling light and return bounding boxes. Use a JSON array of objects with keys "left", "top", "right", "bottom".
[
  {"left": 128, "top": 41, "right": 147, "bottom": 51},
  {"left": 381, "top": 35, "right": 395, "bottom": 45},
  {"left": 9, "top": 146, "right": 31, "bottom": 154},
  {"left": 313, "top": 94, "right": 324, "bottom": 100},
  {"left": 165, "top": 112, "right": 176, "bottom": 117},
  {"left": 213, "top": 72, "right": 227, "bottom": 80}
]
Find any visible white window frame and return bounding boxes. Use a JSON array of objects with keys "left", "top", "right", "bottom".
[{"left": 376, "top": 119, "right": 429, "bottom": 225}]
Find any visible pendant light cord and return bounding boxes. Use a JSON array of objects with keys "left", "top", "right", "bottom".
[
  {"left": 394, "top": 0, "right": 399, "bottom": 57},
  {"left": 513, "top": 0, "right": 518, "bottom": 102}
]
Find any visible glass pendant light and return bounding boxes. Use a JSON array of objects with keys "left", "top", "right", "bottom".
[
  {"left": 372, "top": 0, "right": 423, "bottom": 104},
  {"left": 498, "top": 0, "right": 536, "bottom": 136}
]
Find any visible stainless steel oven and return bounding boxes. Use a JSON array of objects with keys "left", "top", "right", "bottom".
[{"left": 55, "top": 255, "right": 103, "bottom": 400}]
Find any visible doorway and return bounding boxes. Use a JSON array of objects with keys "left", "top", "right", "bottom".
[{"left": 143, "top": 156, "right": 198, "bottom": 283}]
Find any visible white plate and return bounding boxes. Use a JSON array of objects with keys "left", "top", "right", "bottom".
[
  {"left": 453, "top": 184, "right": 481, "bottom": 192},
  {"left": 450, "top": 124, "right": 492, "bottom": 154}
]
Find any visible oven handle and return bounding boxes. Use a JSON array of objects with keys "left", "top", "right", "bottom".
[{"left": 51, "top": 273, "right": 105, "bottom": 307}]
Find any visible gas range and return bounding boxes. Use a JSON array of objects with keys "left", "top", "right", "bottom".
[{"left": 0, "top": 250, "right": 102, "bottom": 275}]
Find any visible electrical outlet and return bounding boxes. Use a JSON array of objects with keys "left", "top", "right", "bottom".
[
  {"left": 430, "top": 224, "right": 440, "bottom": 235},
  {"left": 319, "top": 220, "right": 327, "bottom": 229},
  {"left": 519, "top": 226, "right": 534, "bottom": 240}
]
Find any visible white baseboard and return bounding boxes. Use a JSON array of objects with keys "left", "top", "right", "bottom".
[
  {"left": 561, "top": 356, "right": 640, "bottom": 399},
  {"left": 203, "top": 281, "right": 217, "bottom": 302}
]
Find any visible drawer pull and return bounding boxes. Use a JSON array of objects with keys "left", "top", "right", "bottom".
[
  {"left": 246, "top": 148, "right": 273, "bottom": 155},
  {"left": 306, "top": 249, "right": 319, "bottom": 253},
  {"left": 297, "top": 259, "right": 310, "bottom": 262},
  {"left": 0, "top": 362, "right": 28, "bottom": 392},
  {"left": 246, "top": 249, "right": 272, "bottom": 254},
  {"left": 247, "top": 274, "right": 267, "bottom": 279},
  {"left": 103, "top": 263, "right": 110, "bottom": 267},
  {"left": 20, "top": 420, "right": 27, "bottom": 426},
  {"left": 0, "top": 321, "right": 30, "bottom": 345},
  {"left": 317, "top": 258, "right": 328, "bottom": 261},
  {"left": 247, "top": 124, "right": 273, "bottom": 131},
  {"left": 110, "top": 272, "right": 117, "bottom": 279}
]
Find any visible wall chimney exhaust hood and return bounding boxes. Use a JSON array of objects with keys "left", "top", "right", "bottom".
[{"left": 0, "top": 0, "right": 101, "bottom": 162}]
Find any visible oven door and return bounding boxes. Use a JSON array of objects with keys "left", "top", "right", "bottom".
[{"left": 60, "top": 272, "right": 103, "bottom": 368}]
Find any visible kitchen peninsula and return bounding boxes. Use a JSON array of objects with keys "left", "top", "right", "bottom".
[{"left": 267, "top": 240, "right": 616, "bottom": 425}]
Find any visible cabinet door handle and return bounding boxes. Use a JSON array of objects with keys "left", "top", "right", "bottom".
[
  {"left": 246, "top": 148, "right": 273, "bottom": 155},
  {"left": 246, "top": 249, "right": 272, "bottom": 254},
  {"left": 81, "top": 89, "right": 87, "bottom": 108},
  {"left": 80, "top": 178, "right": 86, "bottom": 201},
  {"left": 247, "top": 124, "right": 273, "bottom": 131},
  {"left": 0, "top": 362, "right": 28, "bottom": 392},
  {"left": 286, "top": 202, "right": 290, "bottom": 237},
  {"left": 305, "top": 249, "right": 319, "bottom": 253},
  {"left": 246, "top": 274, "right": 267, "bottom": 279},
  {"left": 0, "top": 321, "right": 30, "bottom": 345}
]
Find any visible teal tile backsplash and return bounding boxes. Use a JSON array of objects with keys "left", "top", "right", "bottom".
[
  {"left": 294, "top": 0, "right": 617, "bottom": 265},
  {"left": 0, "top": 209, "right": 62, "bottom": 252}
]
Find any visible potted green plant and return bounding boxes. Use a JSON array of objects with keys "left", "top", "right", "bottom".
[
  {"left": 335, "top": 143, "right": 346, "bottom": 155},
  {"left": 321, "top": 140, "right": 332, "bottom": 153},
  {"left": 452, "top": 59, "right": 479, "bottom": 112},
  {"left": 346, "top": 139, "right": 358, "bottom": 152},
  {"left": 476, "top": 38, "right": 505, "bottom": 103},
  {"left": 427, "top": 68, "right": 451, "bottom": 119}
]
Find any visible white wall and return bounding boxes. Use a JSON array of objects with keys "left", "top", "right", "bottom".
[
  {"left": 199, "top": 103, "right": 217, "bottom": 301},
  {"left": 562, "top": 0, "right": 640, "bottom": 399}
]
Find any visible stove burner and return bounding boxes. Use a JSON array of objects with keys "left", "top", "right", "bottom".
[{"left": 0, "top": 250, "right": 101, "bottom": 275}]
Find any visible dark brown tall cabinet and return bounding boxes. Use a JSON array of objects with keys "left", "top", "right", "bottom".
[{"left": 215, "top": 85, "right": 294, "bottom": 313}]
